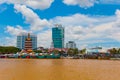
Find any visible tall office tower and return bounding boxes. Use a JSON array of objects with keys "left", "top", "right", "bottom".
[
  {"left": 52, "top": 24, "right": 64, "bottom": 48},
  {"left": 17, "top": 33, "right": 37, "bottom": 50},
  {"left": 66, "top": 41, "right": 76, "bottom": 49}
]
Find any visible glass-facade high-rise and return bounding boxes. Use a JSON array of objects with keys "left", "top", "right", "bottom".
[
  {"left": 17, "top": 33, "right": 37, "bottom": 50},
  {"left": 52, "top": 24, "right": 64, "bottom": 48}
]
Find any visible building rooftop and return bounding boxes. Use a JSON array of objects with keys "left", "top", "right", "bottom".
[{"left": 17, "top": 32, "right": 37, "bottom": 37}]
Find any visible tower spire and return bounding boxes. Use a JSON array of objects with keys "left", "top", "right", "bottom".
[
  {"left": 27, "top": 33, "right": 31, "bottom": 40},
  {"left": 28, "top": 33, "right": 30, "bottom": 38}
]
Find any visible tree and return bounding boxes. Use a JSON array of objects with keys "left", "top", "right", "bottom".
[
  {"left": 67, "top": 48, "right": 74, "bottom": 56},
  {"left": 44, "top": 49, "right": 49, "bottom": 53},
  {"left": 117, "top": 48, "right": 120, "bottom": 54},
  {"left": 73, "top": 48, "right": 79, "bottom": 55},
  {"left": 67, "top": 48, "right": 79, "bottom": 56},
  {"left": 34, "top": 50, "right": 42, "bottom": 53},
  {"left": 53, "top": 50, "right": 59, "bottom": 54},
  {"left": 80, "top": 48, "right": 86, "bottom": 54},
  {"left": 0, "top": 46, "right": 21, "bottom": 54},
  {"left": 109, "top": 48, "right": 117, "bottom": 54}
]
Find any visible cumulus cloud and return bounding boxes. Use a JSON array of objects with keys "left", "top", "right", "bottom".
[
  {"left": 99, "top": 0, "right": 120, "bottom": 4},
  {"left": 50, "top": 10, "right": 120, "bottom": 48},
  {"left": 37, "top": 29, "right": 52, "bottom": 48},
  {"left": 5, "top": 25, "right": 52, "bottom": 48},
  {"left": 6, "top": 25, "right": 27, "bottom": 36},
  {"left": 5, "top": 37, "right": 16, "bottom": 46},
  {"left": 14, "top": 4, "right": 51, "bottom": 31},
  {"left": 0, "top": 0, "right": 54, "bottom": 10},
  {"left": 50, "top": 14, "right": 99, "bottom": 26},
  {"left": 4, "top": 4, "right": 52, "bottom": 47},
  {"left": 63, "top": 0, "right": 120, "bottom": 8},
  {"left": 63, "top": 0, "right": 97, "bottom": 8},
  {"left": 4, "top": 4, "right": 120, "bottom": 48}
]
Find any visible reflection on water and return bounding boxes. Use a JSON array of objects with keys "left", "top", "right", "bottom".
[{"left": 0, "top": 59, "right": 120, "bottom": 80}]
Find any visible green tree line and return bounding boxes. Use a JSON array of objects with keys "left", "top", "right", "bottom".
[
  {"left": 0, "top": 46, "right": 21, "bottom": 54},
  {"left": 109, "top": 48, "right": 120, "bottom": 54},
  {"left": 67, "top": 48, "right": 79, "bottom": 56}
]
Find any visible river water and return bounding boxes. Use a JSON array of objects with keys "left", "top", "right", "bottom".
[{"left": 0, "top": 59, "right": 120, "bottom": 80}]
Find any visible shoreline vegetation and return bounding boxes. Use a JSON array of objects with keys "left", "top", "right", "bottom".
[
  {"left": 0, "top": 54, "right": 120, "bottom": 60},
  {"left": 0, "top": 46, "right": 120, "bottom": 60}
]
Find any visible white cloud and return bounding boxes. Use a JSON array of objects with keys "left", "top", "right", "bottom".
[
  {"left": 50, "top": 14, "right": 99, "bottom": 27},
  {"left": 14, "top": 4, "right": 51, "bottom": 31},
  {"left": 50, "top": 10, "right": 120, "bottom": 48},
  {"left": 63, "top": 0, "right": 97, "bottom": 8},
  {"left": 5, "top": 25, "right": 27, "bottom": 46},
  {"left": 5, "top": 37, "right": 16, "bottom": 46},
  {"left": 6, "top": 25, "right": 52, "bottom": 48},
  {"left": 4, "top": 4, "right": 52, "bottom": 48},
  {"left": 37, "top": 29, "right": 52, "bottom": 48},
  {"left": 4, "top": 6, "right": 120, "bottom": 48},
  {"left": 0, "top": 0, "right": 6, "bottom": 4},
  {"left": 6, "top": 25, "right": 27, "bottom": 36},
  {"left": 0, "top": 0, "right": 54, "bottom": 10},
  {"left": 99, "top": 0, "right": 120, "bottom": 4},
  {"left": 63, "top": 0, "right": 120, "bottom": 8},
  {"left": 50, "top": 14, "right": 115, "bottom": 41},
  {"left": 110, "top": 33, "right": 120, "bottom": 42}
]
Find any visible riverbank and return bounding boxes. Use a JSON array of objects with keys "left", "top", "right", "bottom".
[{"left": 0, "top": 53, "right": 120, "bottom": 60}]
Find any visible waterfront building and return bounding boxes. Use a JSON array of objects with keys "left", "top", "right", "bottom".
[
  {"left": 52, "top": 24, "right": 64, "bottom": 48},
  {"left": 24, "top": 33, "right": 32, "bottom": 52},
  {"left": 66, "top": 41, "right": 76, "bottom": 49},
  {"left": 17, "top": 33, "right": 37, "bottom": 50},
  {"left": 86, "top": 47, "right": 108, "bottom": 54}
]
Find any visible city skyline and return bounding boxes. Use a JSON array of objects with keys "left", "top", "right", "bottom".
[{"left": 0, "top": 0, "right": 120, "bottom": 49}]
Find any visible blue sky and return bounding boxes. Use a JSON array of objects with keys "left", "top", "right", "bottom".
[{"left": 0, "top": 0, "right": 120, "bottom": 49}]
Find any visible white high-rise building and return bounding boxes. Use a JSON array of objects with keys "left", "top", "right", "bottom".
[{"left": 66, "top": 41, "right": 76, "bottom": 49}]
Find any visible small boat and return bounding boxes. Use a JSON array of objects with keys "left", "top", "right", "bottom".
[
  {"left": 37, "top": 55, "right": 45, "bottom": 59},
  {"left": 21, "top": 54, "right": 28, "bottom": 58},
  {"left": 0, "top": 55, "right": 6, "bottom": 58},
  {"left": 36, "top": 53, "right": 45, "bottom": 59},
  {"left": 46, "top": 53, "right": 60, "bottom": 59},
  {"left": 8, "top": 53, "right": 21, "bottom": 58}
]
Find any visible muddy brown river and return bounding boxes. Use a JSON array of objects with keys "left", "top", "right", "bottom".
[{"left": 0, "top": 59, "right": 120, "bottom": 80}]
